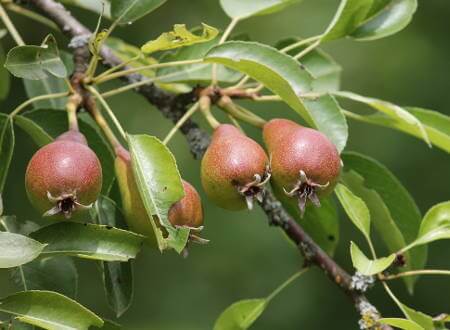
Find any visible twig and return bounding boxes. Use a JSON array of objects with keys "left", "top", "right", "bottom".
[
  {"left": 382, "top": 269, "right": 450, "bottom": 281},
  {"left": 0, "top": 3, "right": 24, "bottom": 45}
]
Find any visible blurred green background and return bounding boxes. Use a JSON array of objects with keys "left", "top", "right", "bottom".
[{"left": 1, "top": 0, "right": 450, "bottom": 329}]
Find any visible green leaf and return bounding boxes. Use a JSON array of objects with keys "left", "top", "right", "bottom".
[
  {"left": 276, "top": 38, "right": 342, "bottom": 92},
  {"left": 157, "top": 38, "right": 242, "bottom": 84},
  {"left": 336, "top": 91, "right": 430, "bottom": 147},
  {"left": 336, "top": 184, "right": 371, "bottom": 241},
  {"left": 128, "top": 134, "right": 189, "bottom": 253},
  {"left": 349, "top": 107, "right": 450, "bottom": 153},
  {"left": 351, "top": 0, "right": 418, "bottom": 41},
  {"left": 0, "top": 232, "right": 45, "bottom": 268},
  {"left": 22, "top": 51, "right": 73, "bottom": 109},
  {"left": 59, "top": 0, "right": 111, "bottom": 18},
  {"left": 379, "top": 318, "right": 424, "bottom": 330},
  {"left": 205, "top": 41, "right": 347, "bottom": 152},
  {"left": 401, "top": 304, "right": 435, "bottom": 330},
  {"left": 111, "top": 0, "right": 167, "bottom": 25},
  {"left": 11, "top": 257, "right": 78, "bottom": 299},
  {"left": 322, "top": 0, "right": 417, "bottom": 41},
  {"left": 30, "top": 222, "right": 144, "bottom": 262},
  {"left": 405, "top": 201, "right": 450, "bottom": 250},
  {"left": 15, "top": 109, "right": 115, "bottom": 194},
  {"left": 341, "top": 152, "right": 426, "bottom": 292},
  {"left": 350, "top": 241, "right": 395, "bottom": 275},
  {"left": 0, "top": 290, "right": 103, "bottom": 330},
  {"left": 0, "top": 113, "right": 14, "bottom": 192},
  {"left": 141, "top": 23, "right": 219, "bottom": 54},
  {"left": 105, "top": 37, "right": 157, "bottom": 78},
  {"left": 92, "top": 196, "right": 133, "bottom": 317},
  {"left": 213, "top": 299, "right": 267, "bottom": 330},
  {"left": 5, "top": 34, "right": 67, "bottom": 80},
  {"left": 0, "top": 43, "right": 10, "bottom": 100},
  {"left": 272, "top": 183, "right": 339, "bottom": 255},
  {"left": 219, "top": 0, "right": 301, "bottom": 19}
]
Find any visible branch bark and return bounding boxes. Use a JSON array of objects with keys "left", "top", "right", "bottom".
[{"left": 23, "top": 1, "right": 391, "bottom": 328}]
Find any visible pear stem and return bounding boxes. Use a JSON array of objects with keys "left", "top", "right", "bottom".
[
  {"left": 66, "top": 94, "right": 82, "bottom": 131},
  {"left": 199, "top": 95, "right": 220, "bottom": 129},
  {"left": 217, "top": 96, "right": 266, "bottom": 128},
  {"left": 163, "top": 102, "right": 200, "bottom": 145}
]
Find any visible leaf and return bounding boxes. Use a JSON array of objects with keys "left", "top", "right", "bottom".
[
  {"left": 92, "top": 196, "right": 133, "bottom": 317},
  {"left": 405, "top": 201, "right": 450, "bottom": 250},
  {"left": 351, "top": 0, "right": 418, "bottom": 41},
  {"left": 128, "top": 134, "right": 189, "bottom": 253},
  {"left": 349, "top": 107, "right": 450, "bottom": 153},
  {"left": 11, "top": 257, "right": 78, "bottom": 299},
  {"left": 0, "top": 232, "right": 45, "bottom": 268},
  {"left": 336, "top": 91, "right": 430, "bottom": 147},
  {"left": 276, "top": 38, "right": 342, "bottom": 92},
  {"left": 0, "top": 290, "right": 103, "bottom": 330},
  {"left": 335, "top": 184, "right": 371, "bottom": 241},
  {"left": 59, "top": 0, "right": 111, "bottom": 18},
  {"left": 30, "top": 222, "right": 144, "bottom": 262},
  {"left": 22, "top": 51, "right": 73, "bottom": 109},
  {"left": 272, "top": 183, "right": 339, "bottom": 255},
  {"left": 350, "top": 241, "right": 395, "bottom": 275},
  {"left": 5, "top": 34, "right": 67, "bottom": 80},
  {"left": 379, "top": 318, "right": 424, "bottom": 330},
  {"left": 322, "top": 0, "right": 417, "bottom": 41},
  {"left": 213, "top": 299, "right": 267, "bottom": 330},
  {"left": 0, "top": 43, "right": 10, "bottom": 100},
  {"left": 205, "top": 41, "right": 347, "bottom": 151},
  {"left": 0, "top": 113, "right": 14, "bottom": 192},
  {"left": 15, "top": 109, "right": 115, "bottom": 194},
  {"left": 157, "top": 38, "right": 242, "bottom": 84},
  {"left": 341, "top": 152, "right": 426, "bottom": 292},
  {"left": 110, "top": 0, "right": 167, "bottom": 25},
  {"left": 219, "top": 0, "right": 301, "bottom": 19},
  {"left": 105, "top": 37, "right": 158, "bottom": 78},
  {"left": 141, "top": 23, "right": 219, "bottom": 54},
  {"left": 401, "top": 304, "right": 435, "bottom": 330}
]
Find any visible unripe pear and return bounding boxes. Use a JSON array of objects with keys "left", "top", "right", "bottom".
[
  {"left": 114, "top": 147, "right": 156, "bottom": 246},
  {"left": 201, "top": 124, "right": 269, "bottom": 211},
  {"left": 263, "top": 119, "right": 341, "bottom": 216},
  {"left": 25, "top": 130, "right": 102, "bottom": 219},
  {"left": 168, "top": 180, "right": 203, "bottom": 228}
]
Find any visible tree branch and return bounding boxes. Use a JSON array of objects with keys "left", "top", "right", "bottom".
[{"left": 23, "top": 1, "right": 391, "bottom": 328}]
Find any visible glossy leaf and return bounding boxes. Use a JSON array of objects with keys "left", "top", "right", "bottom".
[
  {"left": 379, "top": 318, "right": 424, "bottom": 330},
  {"left": 336, "top": 91, "right": 430, "bottom": 147},
  {"left": 213, "top": 299, "right": 267, "bottom": 330},
  {"left": 277, "top": 38, "right": 342, "bottom": 92},
  {"left": 59, "top": 0, "right": 111, "bottom": 18},
  {"left": 11, "top": 257, "right": 78, "bottom": 299},
  {"left": 336, "top": 184, "right": 371, "bottom": 241},
  {"left": 5, "top": 34, "right": 67, "bottom": 80},
  {"left": 401, "top": 304, "right": 435, "bottom": 330},
  {"left": 351, "top": 0, "right": 418, "bottom": 41},
  {"left": 30, "top": 222, "right": 144, "bottom": 262},
  {"left": 0, "top": 114, "right": 14, "bottom": 192},
  {"left": 157, "top": 38, "right": 242, "bottom": 84},
  {"left": 0, "top": 290, "right": 103, "bottom": 330},
  {"left": 92, "top": 196, "right": 133, "bottom": 317},
  {"left": 22, "top": 51, "right": 73, "bottom": 109},
  {"left": 141, "top": 23, "right": 219, "bottom": 54},
  {"left": 15, "top": 109, "right": 115, "bottom": 194},
  {"left": 0, "top": 232, "right": 45, "bottom": 268},
  {"left": 405, "top": 201, "right": 450, "bottom": 250},
  {"left": 0, "top": 43, "right": 10, "bottom": 100},
  {"left": 128, "top": 134, "right": 189, "bottom": 253},
  {"left": 205, "top": 41, "right": 347, "bottom": 151},
  {"left": 111, "top": 0, "right": 167, "bottom": 25},
  {"left": 348, "top": 107, "right": 450, "bottom": 153},
  {"left": 273, "top": 183, "right": 339, "bottom": 255},
  {"left": 322, "top": 0, "right": 373, "bottom": 41},
  {"left": 219, "top": 0, "right": 301, "bottom": 19},
  {"left": 341, "top": 152, "right": 426, "bottom": 292},
  {"left": 350, "top": 241, "right": 395, "bottom": 275}
]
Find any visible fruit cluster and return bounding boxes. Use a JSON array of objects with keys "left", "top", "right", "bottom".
[{"left": 24, "top": 118, "right": 340, "bottom": 249}]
